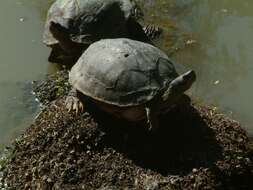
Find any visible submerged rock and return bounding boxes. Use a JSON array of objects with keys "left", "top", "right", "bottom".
[{"left": 1, "top": 95, "right": 252, "bottom": 189}]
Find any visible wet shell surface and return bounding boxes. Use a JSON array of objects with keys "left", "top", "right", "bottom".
[{"left": 69, "top": 38, "right": 179, "bottom": 107}]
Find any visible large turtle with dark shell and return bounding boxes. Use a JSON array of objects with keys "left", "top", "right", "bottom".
[
  {"left": 43, "top": 0, "right": 161, "bottom": 65},
  {"left": 66, "top": 38, "right": 196, "bottom": 130}
]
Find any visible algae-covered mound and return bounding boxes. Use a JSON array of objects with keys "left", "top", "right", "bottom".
[
  {"left": 33, "top": 70, "right": 71, "bottom": 106},
  {"left": 1, "top": 96, "right": 252, "bottom": 189}
]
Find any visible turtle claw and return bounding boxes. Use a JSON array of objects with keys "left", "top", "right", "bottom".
[
  {"left": 65, "top": 96, "right": 84, "bottom": 114},
  {"left": 143, "top": 24, "right": 162, "bottom": 41},
  {"left": 73, "top": 100, "right": 84, "bottom": 114}
]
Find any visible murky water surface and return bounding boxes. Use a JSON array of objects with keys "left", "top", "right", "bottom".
[
  {"left": 138, "top": 0, "right": 253, "bottom": 135},
  {"left": 177, "top": 0, "right": 253, "bottom": 135},
  {"left": 0, "top": 0, "right": 50, "bottom": 150},
  {"left": 0, "top": 0, "right": 253, "bottom": 151}
]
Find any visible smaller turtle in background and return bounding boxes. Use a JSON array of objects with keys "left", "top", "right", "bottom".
[
  {"left": 43, "top": 0, "right": 162, "bottom": 65},
  {"left": 66, "top": 38, "right": 196, "bottom": 130}
]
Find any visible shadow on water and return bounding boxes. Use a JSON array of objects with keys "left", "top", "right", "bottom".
[{"left": 89, "top": 102, "right": 223, "bottom": 176}]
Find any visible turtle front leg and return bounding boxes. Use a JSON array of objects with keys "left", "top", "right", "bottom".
[
  {"left": 65, "top": 88, "right": 84, "bottom": 114},
  {"left": 145, "top": 104, "right": 159, "bottom": 131},
  {"left": 127, "top": 19, "right": 163, "bottom": 43}
]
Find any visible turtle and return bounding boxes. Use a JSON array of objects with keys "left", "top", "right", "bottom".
[
  {"left": 66, "top": 38, "right": 196, "bottom": 130},
  {"left": 43, "top": 0, "right": 161, "bottom": 65}
]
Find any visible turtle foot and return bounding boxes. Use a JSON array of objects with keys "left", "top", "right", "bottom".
[
  {"left": 143, "top": 24, "right": 162, "bottom": 41},
  {"left": 65, "top": 96, "right": 84, "bottom": 114}
]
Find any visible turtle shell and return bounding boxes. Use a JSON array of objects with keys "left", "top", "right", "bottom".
[
  {"left": 69, "top": 38, "right": 179, "bottom": 107},
  {"left": 43, "top": 0, "right": 140, "bottom": 46}
]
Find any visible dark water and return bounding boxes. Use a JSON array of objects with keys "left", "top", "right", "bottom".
[
  {"left": 0, "top": 0, "right": 253, "bottom": 151},
  {"left": 0, "top": 0, "right": 51, "bottom": 149},
  {"left": 175, "top": 0, "right": 253, "bottom": 135},
  {"left": 138, "top": 0, "right": 253, "bottom": 135}
]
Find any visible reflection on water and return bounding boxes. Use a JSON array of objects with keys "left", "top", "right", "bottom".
[
  {"left": 139, "top": 0, "right": 253, "bottom": 135},
  {"left": 0, "top": 0, "right": 50, "bottom": 149}
]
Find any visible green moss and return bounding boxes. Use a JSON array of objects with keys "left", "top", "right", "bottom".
[{"left": 33, "top": 70, "right": 71, "bottom": 106}]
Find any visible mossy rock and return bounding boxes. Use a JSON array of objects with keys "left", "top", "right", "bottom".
[{"left": 1, "top": 98, "right": 252, "bottom": 189}]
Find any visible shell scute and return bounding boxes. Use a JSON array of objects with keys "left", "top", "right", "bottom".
[{"left": 69, "top": 38, "right": 179, "bottom": 107}]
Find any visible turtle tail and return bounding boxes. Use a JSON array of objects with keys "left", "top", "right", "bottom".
[{"left": 162, "top": 70, "right": 196, "bottom": 101}]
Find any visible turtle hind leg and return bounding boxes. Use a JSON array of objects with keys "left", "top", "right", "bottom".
[
  {"left": 127, "top": 18, "right": 151, "bottom": 43},
  {"left": 145, "top": 105, "right": 159, "bottom": 131},
  {"left": 127, "top": 18, "right": 163, "bottom": 43},
  {"left": 65, "top": 88, "right": 84, "bottom": 114},
  {"left": 143, "top": 24, "right": 163, "bottom": 41}
]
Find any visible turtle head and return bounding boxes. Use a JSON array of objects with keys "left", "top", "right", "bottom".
[
  {"left": 144, "top": 70, "right": 196, "bottom": 131},
  {"left": 162, "top": 70, "right": 196, "bottom": 101},
  {"left": 158, "top": 69, "right": 196, "bottom": 112},
  {"left": 169, "top": 70, "right": 196, "bottom": 94},
  {"left": 49, "top": 21, "right": 69, "bottom": 41},
  {"left": 49, "top": 21, "right": 87, "bottom": 58}
]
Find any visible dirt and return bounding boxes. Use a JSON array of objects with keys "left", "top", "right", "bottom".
[
  {"left": 1, "top": 83, "right": 252, "bottom": 189},
  {"left": 32, "top": 70, "right": 71, "bottom": 106}
]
